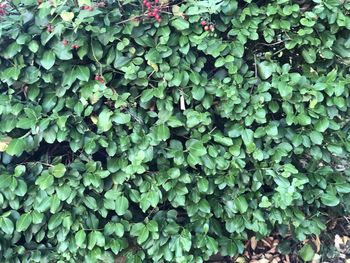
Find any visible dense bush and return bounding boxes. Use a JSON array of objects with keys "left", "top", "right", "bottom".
[{"left": 1, "top": 0, "right": 350, "bottom": 262}]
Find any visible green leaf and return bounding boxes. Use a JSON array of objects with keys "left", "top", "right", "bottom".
[
  {"left": 51, "top": 164, "right": 66, "bottom": 178},
  {"left": 16, "top": 213, "right": 32, "bottom": 232},
  {"left": 171, "top": 18, "right": 190, "bottom": 30},
  {"left": 115, "top": 196, "right": 128, "bottom": 216},
  {"left": 309, "top": 131, "right": 323, "bottom": 145},
  {"left": 189, "top": 71, "right": 201, "bottom": 85},
  {"left": 336, "top": 183, "right": 350, "bottom": 194},
  {"left": 278, "top": 84, "right": 293, "bottom": 98},
  {"left": 186, "top": 139, "right": 207, "bottom": 157},
  {"left": 98, "top": 109, "right": 113, "bottom": 132},
  {"left": 88, "top": 231, "right": 98, "bottom": 250},
  {"left": 114, "top": 223, "right": 124, "bottom": 237},
  {"left": 48, "top": 213, "right": 63, "bottom": 230},
  {"left": 259, "top": 196, "right": 272, "bottom": 208},
  {"left": 137, "top": 225, "right": 150, "bottom": 244},
  {"left": 41, "top": 51, "right": 56, "bottom": 70},
  {"left": 5, "top": 138, "right": 26, "bottom": 156},
  {"left": 321, "top": 192, "right": 340, "bottom": 207},
  {"left": 302, "top": 48, "right": 316, "bottom": 64},
  {"left": 235, "top": 196, "right": 248, "bottom": 213},
  {"left": 315, "top": 118, "right": 329, "bottom": 132},
  {"left": 258, "top": 61, "right": 275, "bottom": 80},
  {"left": 0, "top": 174, "right": 12, "bottom": 189},
  {"left": 299, "top": 244, "right": 315, "bottom": 262},
  {"left": 198, "top": 178, "right": 209, "bottom": 192},
  {"left": 0, "top": 218, "right": 14, "bottom": 235},
  {"left": 112, "top": 112, "right": 131, "bottom": 124},
  {"left": 75, "top": 66, "right": 90, "bottom": 81},
  {"left": 75, "top": 229, "right": 87, "bottom": 248},
  {"left": 155, "top": 124, "right": 170, "bottom": 141},
  {"left": 192, "top": 86, "right": 205, "bottom": 100},
  {"left": 36, "top": 171, "right": 54, "bottom": 190},
  {"left": 198, "top": 199, "right": 211, "bottom": 213},
  {"left": 28, "top": 40, "right": 39, "bottom": 53}
]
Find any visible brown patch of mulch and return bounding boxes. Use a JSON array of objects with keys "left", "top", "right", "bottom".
[{"left": 208, "top": 217, "right": 350, "bottom": 263}]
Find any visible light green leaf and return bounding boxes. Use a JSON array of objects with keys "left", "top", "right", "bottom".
[
  {"left": 51, "top": 164, "right": 66, "bottom": 178},
  {"left": 171, "top": 18, "right": 190, "bottom": 30},
  {"left": 321, "top": 192, "right": 339, "bottom": 207},
  {"left": 186, "top": 139, "right": 207, "bottom": 157},
  {"left": 0, "top": 218, "right": 14, "bottom": 235},
  {"left": 98, "top": 109, "right": 113, "bottom": 132},
  {"left": 302, "top": 48, "right": 316, "bottom": 64},
  {"left": 137, "top": 225, "right": 150, "bottom": 244},
  {"left": 198, "top": 199, "right": 211, "bottom": 213},
  {"left": 75, "top": 229, "right": 86, "bottom": 247},
  {"left": 75, "top": 66, "right": 90, "bottom": 82},
  {"left": 258, "top": 61, "right": 275, "bottom": 80},
  {"left": 155, "top": 124, "right": 170, "bottom": 141},
  {"left": 115, "top": 196, "right": 128, "bottom": 216},
  {"left": 41, "top": 51, "right": 56, "bottom": 70},
  {"left": 315, "top": 118, "right": 329, "bottom": 132},
  {"left": 299, "top": 244, "right": 315, "bottom": 262},
  {"left": 36, "top": 171, "right": 54, "bottom": 190},
  {"left": 16, "top": 213, "right": 32, "bottom": 232},
  {"left": 235, "top": 196, "right": 248, "bottom": 213},
  {"left": 5, "top": 138, "right": 26, "bottom": 156}
]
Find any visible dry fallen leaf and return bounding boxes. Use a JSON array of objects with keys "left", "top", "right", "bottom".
[
  {"left": 251, "top": 236, "right": 257, "bottom": 250},
  {"left": 262, "top": 238, "right": 272, "bottom": 248},
  {"left": 311, "top": 253, "right": 321, "bottom": 263},
  {"left": 334, "top": 234, "right": 343, "bottom": 252},
  {"left": 313, "top": 235, "right": 321, "bottom": 253}
]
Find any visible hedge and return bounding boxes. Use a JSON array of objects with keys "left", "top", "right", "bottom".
[{"left": 1, "top": 0, "right": 350, "bottom": 262}]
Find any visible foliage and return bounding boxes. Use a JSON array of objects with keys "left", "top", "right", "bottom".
[{"left": 1, "top": 0, "right": 350, "bottom": 262}]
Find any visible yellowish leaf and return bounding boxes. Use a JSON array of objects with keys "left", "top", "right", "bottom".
[
  {"left": 60, "top": 11, "right": 74, "bottom": 22},
  {"left": 147, "top": 61, "right": 159, "bottom": 72},
  {"left": 78, "top": 0, "right": 91, "bottom": 6},
  {"left": 0, "top": 136, "right": 12, "bottom": 152},
  {"left": 309, "top": 98, "right": 317, "bottom": 109},
  {"left": 172, "top": 5, "right": 183, "bottom": 17},
  {"left": 90, "top": 116, "right": 98, "bottom": 124}
]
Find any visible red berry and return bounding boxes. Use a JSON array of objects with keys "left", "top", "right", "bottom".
[
  {"left": 95, "top": 75, "right": 100, "bottom": 80},
  {"left": 62, "top": 40, "right": 68, "bottom": 46},
  {"left": 147, "top": 12, "right": 152, "bottom": 17},
  {"left": 143, "top": 0, "right": 147, "bottom": 4},
  {"left": 146, "top": 2, "right": 151, "bottom": 7},
  {"left": 47, "top": 25, "right": 54, "bottom": 32},
  {"left": 201, "top": 20, "right": 207, "bottom": 26},
  {"left": 155, "top": 14, "right": 160, "bottom": 20},
  {"left": 204, "top": 25, "right": 209, "bottom": 31},
  {"left": 154, "top": 8, "right": 158, "bottom": 12},
  {"left": 155, "top": 0, "right": 159, "bottom": 2},
  {"left": 209, "top": 25, "right": 215, "bottom": 31},
  {"left": 38, "top": 0, "right": 42, "bottom": 4}
]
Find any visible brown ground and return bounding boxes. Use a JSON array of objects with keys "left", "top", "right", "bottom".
[{"left": 208, "top": 217, "right": 350, "bottom": 263}]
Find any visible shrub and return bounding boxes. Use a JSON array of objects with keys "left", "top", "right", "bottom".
[{"left": 1, "top": 0, "right": 350, "bottom": 262}]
